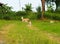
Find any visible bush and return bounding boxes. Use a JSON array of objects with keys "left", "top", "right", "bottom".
[
  {"left": 3, "top": 15, "right": 11, "bottom": 20},
  {"left": 45, "top": 12, "right": 60, "bottom": 20},
  {"left": 25, "top": 11, "right": 37, "bottom": 20},
  {"left": 16, "top": 11, "right": 26, "bottom": 16}
]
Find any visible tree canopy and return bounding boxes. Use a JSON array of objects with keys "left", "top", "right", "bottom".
[{"left": 45, "top": 0, "right": 60, "bottom": 11}]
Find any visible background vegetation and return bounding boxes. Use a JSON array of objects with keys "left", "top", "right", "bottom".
[{"left": 0, "top": 2, "right": 60, "bottom": 20}]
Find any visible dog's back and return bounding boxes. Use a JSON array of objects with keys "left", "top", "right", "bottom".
[{"left": 21, "top": 17, "right": 29, "bottom": 22}]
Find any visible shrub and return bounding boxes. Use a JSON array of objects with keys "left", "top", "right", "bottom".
[
  {"left": 45, "top": 12, "right": 60, "bottom": 20},
  {"left": 25, "top": 11, "right": 37, "bottom": 20}
]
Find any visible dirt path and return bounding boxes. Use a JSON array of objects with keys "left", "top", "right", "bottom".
[
  {"left": 0, "top": 24, "right": 15, "bottom": 44},
  {"left": 0, "top": 24, "right": 14, "bottom": 34},
  {"left": 27, "top": 25, "right": 60, "bottom": 44}
]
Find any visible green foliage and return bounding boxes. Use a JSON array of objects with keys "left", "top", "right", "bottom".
[
  {"left": 16, "top": 11, "right": 26, "bottom": 16},
  {"left": 15, "top": 11, "right": 28, "bottom": 20},
  {"left": 45, "top": 0, "right": 60, "bottom": 11},
  {"left": 0, "top": 4, "right": 15, "bottom": 20},
  {"left": 47, "top": 6, "right": 53, "bottom": 12},
  {"left": 24, "top": 3, "right": 32, "bottom": 12},
  {"left": 0, "top": 4, "right": 12, "bottom": 14},
  {"left": 21, "top": 3, "right": 38, "bottom": 20},
  {"left": 27, "top": 11, "right": 37, "bottom": 19},
  {"left": 0, "top": 3, "right": 60, "bottom": 20},
  {"left": 3, "top": 14, "right": 11, "bottom": 20},
  {"left": 0, "top": 3, "right": 38, "bottom": 20},
  {"left": 36, "top": 6, "right": 41, "bottom": 19},
  {"left": 36, "top": 6, "right": 41, "bottom": 13},
  {"left": 45, "top": 12, "right": 60, "bottom": 20},
  {"left": 0, "top": 4, "right": 21, "bottom": 20}
]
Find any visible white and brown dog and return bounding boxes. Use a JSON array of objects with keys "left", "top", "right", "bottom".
[
  {"left": 21, "top": 16, "right": 32, "bottom": 26},
  {"left": 21, "top": 16, "right": 30, "bottom": 22}
]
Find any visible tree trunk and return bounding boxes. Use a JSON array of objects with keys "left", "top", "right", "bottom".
[
  {"left": 41, "top": 0, "right": 45, "bottom": 20},
  {"left": 55, "top": 3, "right": 58, "bottom": 11}
]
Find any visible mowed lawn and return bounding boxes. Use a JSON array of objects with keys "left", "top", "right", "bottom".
[{"left": 0, "top": 20, "right": 60, "bottom": 44}]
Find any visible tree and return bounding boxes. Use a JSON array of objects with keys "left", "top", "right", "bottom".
[
  {"left": 0, "top": 3, "right": 3, "bottom": 7},
  {"left": 24, "top": 3, "right": 32, "bottom": 12},
  {"left": 55, "top": 0, "right": 60, "bottom": 11},
  {"left": 41, "top": 0, "right": 45, "bottom": 19},
  {"left": 36, "top": 6, "right": 41, "bottom": 13},
  {"left": 0, "top": 3, "right": 12, "bottom": 14},
  {"left": 45, "top": 0, "right": 50, "bottom": 7},
  {"left": 45, "top": 0, "right": 60, "bottom": 11},
  {"left": 36, "top": 6, "right": 41, "bottom": 19},
  {"left": 0, "top": 3, "right": 14, "bottom": 20},
  {"left": 23, "top": 3, "right": 33, "bottom": 18}
]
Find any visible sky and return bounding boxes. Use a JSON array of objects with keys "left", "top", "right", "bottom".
[
  {"left": 0, "top": 0, "right": 56, "bottom": 11},
  {"left": 0, "top": 0, "right": 42, "bottom": 11}
]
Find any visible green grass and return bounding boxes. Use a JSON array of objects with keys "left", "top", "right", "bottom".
[
  {"left": 32, "top": 20, "right": 60, "bottom": 36},
  {"left": 0, "top": 20, "right": 14, "bottom": 31},
  {"left": 0, "top": 20, "right": 60, "bottom": 44}
]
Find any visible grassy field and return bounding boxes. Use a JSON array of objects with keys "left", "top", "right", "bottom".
[
  {"left": 0, "top": 20, "right": 60, "bottom": 44},
  {"left": 32, "top": 20, "right": 60, "bottom": 36}
]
